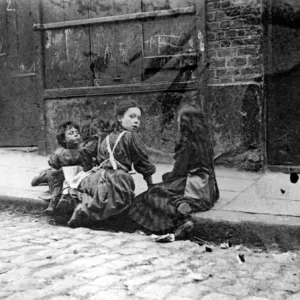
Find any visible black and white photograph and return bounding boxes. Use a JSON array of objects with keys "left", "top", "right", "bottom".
[{"left": 0, "top": 0, "right": 299, "bottom": 299}]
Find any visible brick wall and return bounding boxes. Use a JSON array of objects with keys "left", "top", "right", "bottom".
[{"left": 206, "top": 0, "right": 264, "bottom": 84}]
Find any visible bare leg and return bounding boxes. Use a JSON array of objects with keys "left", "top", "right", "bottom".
[{"left": 45, "top": 169, "right": 64, "bottom": 216}]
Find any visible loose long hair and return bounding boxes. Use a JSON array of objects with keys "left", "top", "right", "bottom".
[
  {"left": 178, "top": 104, "right": 210, "bottom": 141},
  {"left": 56, "top": 121, "right": 80, "bottom": 147},
  {"left": 109, "top": 100, "right": 144, "bottom": 132}
]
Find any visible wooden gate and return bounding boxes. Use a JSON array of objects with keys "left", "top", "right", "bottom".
[
  {"left": 0, "top": 0, "right": 41, "bottom": 146},
  {"left": 1, "top": 0, "right": 206, "bottom": 151},
  {"left": 34, "top": 0, "right": 206, "bottom": 153},
  {"left": 35, "top": 0, "right": 203, "bottom": 90}
]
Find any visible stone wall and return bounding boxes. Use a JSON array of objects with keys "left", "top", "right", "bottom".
[
  {"left": 206, "top": 0, "right": 263, "bottom": 84},
  {"left": 207, "top": 83, "right": 263, "bottom": 170},
  {"left": 205, "top": 0, "right": 264, "bottom": 170}
]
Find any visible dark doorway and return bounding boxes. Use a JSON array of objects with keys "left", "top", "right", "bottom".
[{"left": 267, "top": 0, "right": 300, "bottom": 165}]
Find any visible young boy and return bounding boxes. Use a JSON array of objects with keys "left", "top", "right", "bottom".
[{"left": 32, "top": 121, "right": 98, "bottom": 216}]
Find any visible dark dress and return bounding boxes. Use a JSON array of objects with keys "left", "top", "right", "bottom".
[
  {"left": 68, "top": 131, "right": 156, "bottom": 225},
  {"left": 128, "top": 136, "right": 219, "bottom": 234}
]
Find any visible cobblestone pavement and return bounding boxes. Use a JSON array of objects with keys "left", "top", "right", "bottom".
[{"left": 0, "top": 210, "right": 299, "bottom": 300}]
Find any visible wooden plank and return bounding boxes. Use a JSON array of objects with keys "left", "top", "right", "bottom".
[
  {"left": 44, "top": 27, "right": 92, "bottom": 88},
  {"left": 42, "top": 0, "right": 65, "bottom": 88},
  {"left": 44, "top": 80, "right": 197, "bottom": 98},
  {"left": 143, "top": 13, "right": 196, "bottom": 83},
  {"left": 0, "top": 76, "right": 40, "bottom": 146},
  {"left": 15, "top": 0, "right": 35, "bottom": 75},
  {"left": 113, "top": 0, "right": 141, "bottom": 15},
  {"left": 62, "top": 1, "right": 91, "bottom": 87},
  {"left": 89, "top": 0, "right": 115, "bottom": 18},
  {"left": 32, "top": 0, "right": 47, "bottom": 151},
  {"left": 115, "top": 22, "right": 143, "bottom": 83},
  {"left": 63, "top": 0, "right": 89, "bottom": 21},
  {"left": 90, "top": 24, "right": 117, "bottom": 85},
  {"left": 89, "top": 0, "right": 116, "bottom": 84},
  {"left": 33, "top": 6, "right": 195, "bottom": 30},
  {"left": 143, "top": 15, "right": 196, "bottom": 57},
  {"left": 0, "top": 0, "right": 41, "bottom": 147},
  {"left": 0, "top": 0, "right": 8, "bottom": 62},
  {"left": 6, "top": 0, "right": 18, "bottom": 57},
  {"left": 42, "top": 0, "right": 92, "bottom": 88},
  {"left": 142, "top": 0, "right": 195, "bottom": 11},
  {"left": 42, "top": 0, "right": 65, "bottom": 23},
  {"left": 113, "top": 0, "right": 142, "bottom": 83},
  {"left": 64, "top": 27, "right": 92, "bottom": 86},
  {"left": 44, "top": 28, "right": 68, "bottom": 88}
]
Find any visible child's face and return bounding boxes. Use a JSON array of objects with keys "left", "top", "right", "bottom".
[
  {"left": 118, "top": 107, "right": 141, "bottom": 132},
  {"left": 64, "top": 126, "right": 81, "bottom": 148}
]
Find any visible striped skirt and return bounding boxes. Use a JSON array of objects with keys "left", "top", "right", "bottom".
[{"left": 128, "top": 175, "right": 213, "bottom": 234}]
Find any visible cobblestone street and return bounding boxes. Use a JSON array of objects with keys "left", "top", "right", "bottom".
[{"left": 0, "top": 210, "right": 299, "bottom": 300}]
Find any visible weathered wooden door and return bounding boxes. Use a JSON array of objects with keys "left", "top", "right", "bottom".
[
  {"left": 36, "top": 0, "right": 205, "bottom": 153},
  {"left": 266, "top": 0, "right": 300, "bottom": 166},
  {"left": 0, "top": 0, "right": 40, "bottom": 146}
]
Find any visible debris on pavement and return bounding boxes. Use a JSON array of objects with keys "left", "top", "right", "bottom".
[
  {"left": 290, "top": 172, "right": 299, "bottom": 184},
  {"left": 188, "top": 272, "right": 213, "bottom": 282},
  {"left": 220, "top": 241, "right": 232, "bottom": 249},
  {"left": 237, "top": 254, "right": 245, "bottom": 263},
  {"left": 192, "top": 237, "right": 217, "bottom": 247},
  {"left": 205, "top": 246, "right": 213, "bottom": 252},
  {"left": 151, "top": 233, "right": 175, "bottom": 243},
  {"left": 136, "top": 231, "right": 146, "bottom": 235}
]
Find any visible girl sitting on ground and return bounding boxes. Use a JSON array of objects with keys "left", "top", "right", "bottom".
[
  {"left": 128, "top": 103, "right": 219, "bottom": 241},
  {"left": 55, "top": 100, "right": 156, "bottom": 228}
]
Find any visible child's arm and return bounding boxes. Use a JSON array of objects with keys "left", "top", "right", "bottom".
[
  {"left": 48, "top": 151, "right": 62, "bottom": 170},
  {"left": 130, "top": 133, "right": 156, "bottom": 185},
  {"left": 144, "top": 175, "right": 153, "bottom": 187},
  {"left": 49, "top": 148, "right": 82, "bottom": 170},
  {"left": 79, "top": 136, "right": 99, "bottom": 171}
]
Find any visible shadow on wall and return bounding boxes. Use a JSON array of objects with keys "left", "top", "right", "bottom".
[
  {"left": 208, "top": 83, "right": 263, "bottom": 171},
  {"left": 265, "top": 0, "right": 300, "bottom": 165}
]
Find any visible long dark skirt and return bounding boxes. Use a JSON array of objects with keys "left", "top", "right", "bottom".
[
  {"left": 128, "top": 176, "right": 214, "bottom": 234},
  {"left": 69, "top": 168, "right": 135, "bottom": 226}
]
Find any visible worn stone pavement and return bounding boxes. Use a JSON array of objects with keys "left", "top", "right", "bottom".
[
  {"left": 2, "top": 148, "right": 300, "bottom": 250},
  {"left": 0, "top": 210, "right": 299, "bottom": 300}
]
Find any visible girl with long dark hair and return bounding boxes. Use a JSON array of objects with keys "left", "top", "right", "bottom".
[{"left": 129, "top": 103, "right": 219, "bottom": 240}]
